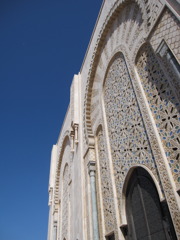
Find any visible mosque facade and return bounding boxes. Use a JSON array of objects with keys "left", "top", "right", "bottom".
[{"left": 47, "top": 0, "right": 180, "bottom": 239}]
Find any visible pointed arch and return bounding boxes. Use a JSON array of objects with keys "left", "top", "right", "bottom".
[
  {"left": 54, "top": 135, "right": 70, "bottom": 209},
  {"left": 123, "top": 167, "right": 177, "bottom": 239},
  {"left": 121, "top": 165, "right": 164, "bottom": 225},
  {"left": 83, "top": 0, "right": 164, "bottom": 149}
]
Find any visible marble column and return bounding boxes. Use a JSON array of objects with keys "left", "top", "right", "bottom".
[{"left": 88, "top": 161, "right": 100, "bottom": 240}]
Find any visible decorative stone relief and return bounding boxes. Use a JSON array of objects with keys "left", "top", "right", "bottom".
[
  {"left": 150, "top": 8, "right": 180, "bottom": 62},
  {"left": 54, "top": 136, "right": 70, "bottom": 213},
  {"left": 103, "top": 52, "right": 160, "bottom": 209},
  {"left": 84, "top": 1, "right": 144, "bottom": 151},
  {"left": 47, "top": 1, "right": 180, "bottom": 239},
  {"left": 97, "top": 129, "right": 117, "bottom": 235},
  {"left": 128, "top": 4, "right": 143, "bottom": 51},
  {"left": 136, "top": 43, "right": 180, "bottom": 186},
  {"left": 141, "top": 0, "right": 163, "bottom": 29},
  {"left": 62, "top": 164, "right": 69, "bottom": 240},
  {"left": 84, "top": 152, "right": 93, "bottom": 240},
  {"left": 84, "top": 0, "right": 165, "bottom": 150},
  {"left": 91, "top": 3, "right": 144, "bottom": 137}
]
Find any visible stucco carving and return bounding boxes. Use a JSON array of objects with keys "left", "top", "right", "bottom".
[
  {"left": 61, "top": 164, "right": 69, "bottom": 240},
  {"left": 90, "top": 2, "right": 144, "bottom": 138},
  {"left": 97, "top": 128, "right": 117, "bottom": 235},
  {"left": 83, "top": 0, "right": 164, "bottom": 151},
  {"left": 86, "top": 3, "right": 180, "bottom": 238},
  {"left": 53, "top": 135, "right": 70, "bottom": 211},
  {"left": 135, "top": 43, "right": 180, "bottom": 236},
  {"left": 150, "top": 8, "right": 180, "bottom": 62},
  {"left": 136, "top": 43, "right": 180, "bottom": 186},
  {"left": 103, "top": 52, "right": 161, "bottom": 208},
  {"left": 46, "top": 0, "right": 180, "bottom": 239}
]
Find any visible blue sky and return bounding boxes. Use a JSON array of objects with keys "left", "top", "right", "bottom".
[{"left": 0, "top": 1, "right": 102, "bottom": 239}]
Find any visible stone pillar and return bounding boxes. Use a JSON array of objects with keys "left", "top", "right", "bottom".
[{"left": 88, "top": 161, "right": 100, "bottom": 240}]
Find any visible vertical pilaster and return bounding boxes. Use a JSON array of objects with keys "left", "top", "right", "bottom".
[
  {"left": 88, "top": 160, "right": 100, "bottom": 240},
  {"left": 53, "top": 221, "right": 57, "bottom": 240}
]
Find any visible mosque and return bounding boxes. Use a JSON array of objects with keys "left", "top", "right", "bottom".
[{"left": 47, "top": 0, "right": 180, "bottom": 239}]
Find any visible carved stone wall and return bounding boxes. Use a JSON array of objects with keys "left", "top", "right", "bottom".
[
  {"left": 96, "top": 128, "right": 117, "bottom": 236},
  {"left": 86, "top": 2, "right": 180, "bottom": 239},
  {"left": 83, "top": 0, "right": 165, "bottom": 151},
  {"left": 136, "top": 43, "right": 180, "bottom": 187},
  {"left": 61, "top": 164, "right": 69, "bottom": 240},
  {"left": 91, "top": 2, "right": 144, "bottom": 137},
  {"left": 137, "top": 0, "right": 163, "bottom": 30},
  {"left": 48, "top": 1, "right": 180, "bottom": 240},
  {"left": 150, "top": 8, "right": 180, "bottom": 62},
  {"left": 59, "top": 142, "right": 71, "bottom": 240},
  {"left": 103, "top": 52, "right": 161, "bottom": 210}
]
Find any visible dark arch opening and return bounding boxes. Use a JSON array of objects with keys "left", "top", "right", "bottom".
[{"left": 126, "top": 167, "right": 177, "bottom": 240}]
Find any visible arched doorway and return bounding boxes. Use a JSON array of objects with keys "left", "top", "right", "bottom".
[{"left": 126, "top": 167, "right": 177, "bottom": 240}]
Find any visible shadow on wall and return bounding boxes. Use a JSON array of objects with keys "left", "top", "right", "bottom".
[{"left": 102, "top": 2, "right": 143, "bottom": 50}]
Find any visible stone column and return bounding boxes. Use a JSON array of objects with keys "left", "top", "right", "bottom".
[{"left": 88, "top": 161, "right": 100, "bottom": 240}]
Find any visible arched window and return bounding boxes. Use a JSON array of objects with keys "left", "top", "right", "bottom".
[{"left": 126, "top": 168, "right": 177, "bottom": 240}]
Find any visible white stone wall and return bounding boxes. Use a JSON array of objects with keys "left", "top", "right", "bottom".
[{"left": 48, "top": 0, "right": 180, "bottom": 239}]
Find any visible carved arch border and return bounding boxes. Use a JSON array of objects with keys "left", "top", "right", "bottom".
[
  {"left": 83, "top": 0, "right": 154, "bottom": 149},
  {"left": 94, "top": 48, "right": 166, "bottom": 229},
  {"left": 83, "top": 0, "right": 180, "bottom": 234},
  {"left": 121, "top": 165, "right": 164, "bottom": 225},
  {"left": 88, "top": 40, "right": 180, "bottom": 237},
  {"left": 130, "top": 41, "right": 180, "bottom": 236},
  {"left": 61, "top": 162, "right": 70, "bottom": 240},
  {"left": 90, "top": 41, "right": 146, "bottom": 137},
  {"left": 54, "top": 131, "right": 70, "bottom": 210},
  {"left": 94, "top": 123, "right": 120, "bottom": 237}
]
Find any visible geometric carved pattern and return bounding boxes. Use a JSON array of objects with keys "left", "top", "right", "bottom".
[
  {"left": 97, "top": 129, "right": 116, "bottom": 234},
  {"left": 104, "top": 53, "right": 158, "bottom": 207},
  {"left": 140, "top": 0, "right": 163, "bottom": 28},
  {"left": 84, "top": 0, "right": 164, "bottom": 150},
  {"left": 91, "top": 3, "right": 143, "bottom": 134},
  {"left": 150, "top": 8, "right": 180, "bottom": 62},
  {"left": 136, "top": 44, "right": 180, "bottom": 185},
  {"left": 62, "top": 164, "right": 69, "bottom": 240},
  {"left": 128, "top": 3, "right": 143, "bottom": 51}
]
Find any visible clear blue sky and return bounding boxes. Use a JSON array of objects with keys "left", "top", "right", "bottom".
[{"left": 0, "top": 1, "right": 102, "bottom": 239}]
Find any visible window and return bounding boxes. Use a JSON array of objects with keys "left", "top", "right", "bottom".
[{"left": 156, "top": 39, "right": 180, "bottom": 79}]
